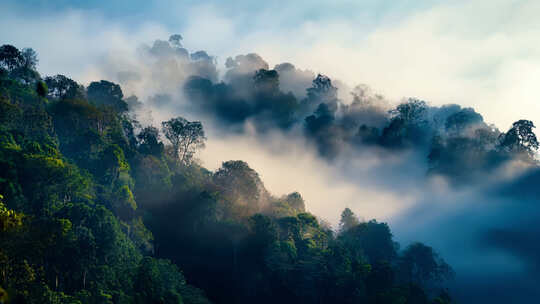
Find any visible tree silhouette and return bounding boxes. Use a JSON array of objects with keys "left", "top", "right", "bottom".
[
  {"left": 87, "top": 80, "right": 127, "bottom": 112},
  {"left": 162, "top": 117, "right": 206, "bottom": 165},
  {"left": 0, "top": 44, "right": 23, "bottom": 72},
  {"left": 499, "top": 120, "right": 539, "bottom": 157},
  {"left": 339, "top": 207, "right": 360, "bottom": 232}
]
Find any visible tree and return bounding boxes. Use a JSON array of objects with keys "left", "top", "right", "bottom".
[
  {"left": 36, "top": 81, "right": 48, "bottom": 97},
  {"left": 168, "top": 34, "right": 183, "bottom": 47},
  {"left": 0, "top": 45, "right": 41, "bottom": 84},
  {"left": 161, "top": 117, "right": 206, "bottom": 165},
  {"left": 44, "top": 75, "right": 85, "bottom": 100},
  {"left": 305, "top": 103, "right": 335, "bottom": 132},
  {"left": 137, "top": 126, "right": 164, "bottom": 156},
  {"left": 285, "top": 192, "right": 305, "bottom": 212},
  {"left": 303, "top": 74, "right": 339, "bottom": 120},
  {"left": 248, "top": 214, "right": 278, "bottom": 254},
  {"left": 391, "top": 98, "right": 428, "bottom": 125},
  {"left": 382, "top": 98, "right": 429, "bottom": 147},
  {"left": 0, "top": 45, "right": 23, "bottom": 72},
  {"left": 87, "top": 80, "right": 128, "bottom": 112},
  {"left": 444, "top": 108, "right": 483, "bottom": 135},
  {"left": 340, "top": 220, "right": 398, "bottom": 264},
  {"left": 254, "top": 69, "right": 279, "bottom": 94},
  {"left": 21, "top": 48, "right": 38, "bottom": 70},
  {"left": 213, "top": 160, "right": 269, "bottom": 217},
  {"left": 399, "top": 242, "right": 453, "bottom": 286},
  {"left": 0, "top": 195, "right": 24, "bottom": 232},
  {"left": 307, "top": 74, "right": 338, "bottom": 103},
  {"left": 339, "top": 208, "right": 360, "bottom": 233},
  {"left": 357, "top": 124, "right": 380, "bottom": 144},
  {"left": 499, "top": 120, "right": 539, "bottom": 157}
]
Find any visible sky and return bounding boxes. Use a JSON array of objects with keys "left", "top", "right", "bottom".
[{"left": 2, "top": 0, "right": 539, "bottom": 132}]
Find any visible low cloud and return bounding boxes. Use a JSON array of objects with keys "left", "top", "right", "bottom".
[{"left": 392, "top": 166, "right": 540, "bottom": 303}]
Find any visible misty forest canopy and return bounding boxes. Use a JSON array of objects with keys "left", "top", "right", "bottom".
[{"left": 0, "top": 36, "right": 538, "bottom": 304}]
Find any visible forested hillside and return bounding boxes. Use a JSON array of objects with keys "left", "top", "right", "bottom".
[{"left": 1, "top": 41, "right": 537, "bottom": 304}]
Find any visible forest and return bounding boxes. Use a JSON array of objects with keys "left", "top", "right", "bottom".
[{"left": 0, "top": 39, "right": 538, "bottom": 304}]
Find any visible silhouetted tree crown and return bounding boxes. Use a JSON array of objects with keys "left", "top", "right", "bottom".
[
  {"left": 161, "top": 116, "right": 206, "bottom": 165},
  {"left": 339, "top": 207, "right": 360, "bottom": 232},
  {"left": 87, "top": 80, "right": 128, "bottom": 112},
  {"left": 499, "top": 119, "right": 539, "bottom": 157}
]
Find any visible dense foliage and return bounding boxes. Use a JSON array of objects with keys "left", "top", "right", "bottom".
[
  {"left": 3, "top": 43, "right": 516, "bottom": 304},
  {"left": 0, "top": 45, "right": 208, "bottom": 304}
]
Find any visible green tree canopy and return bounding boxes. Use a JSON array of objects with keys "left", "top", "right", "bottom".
[
  {"left": 87, "top": 80, "right": 128, "bottom": 112},
  {"left": 339, "top": 207, "right": 360, "bottom": 232},
  {"left": 162, "top": 117, "right": 206, "bottom": 165}
]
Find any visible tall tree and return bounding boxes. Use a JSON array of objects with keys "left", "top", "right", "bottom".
[
  {"left": 254, "top": 69, "right": 279, "bottom": 94},
  {"left": 21, "top": 48, "right": 38, "bottom": 70},
  {"left": 161, "top": 117, "right": 206, "bottom": 165},
  {"left": 444, "top": 108, "right": 483, "bottom": 135},
  {"left": 499, "top": 119, "right": 539, "bottom": 157},
  {"left": 137, "top": 126, "right": 164, "bottom": 156},
  {"left": 168, "top": 34, "right": 183, "bottom": 47},
  {"left": 339, "top": 208, "right": 360, "bottom": 233},
  {"left": 213, "top": 160, "right": 269, "bottom": 217},
  {"left": 382, "top": 98, "right": 429, "bottom": 147},
  {"left": 399, "top": 242, "right": 453, "bottom": 286},
  {"left": 0, "top": 44, "right": 23, "bottom": 72},
  {"left": 87, "top": 80, "right": 128, "bottom": 112},
  {"left": 307, "top": 74, "right": 338, "bottom": 105},
  {"left": 45, "top": 74, "right": 85, "bottom": 100},
  {"left": 36, "top": 81, "right": 48, "bottom": 98},
  {"left": 390, "top": 98, "right": 428, "bottom": 126}
]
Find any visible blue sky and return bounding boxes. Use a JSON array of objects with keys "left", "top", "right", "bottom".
[{"left": 6, "top": 0, "right": 443, "bottom": 28}]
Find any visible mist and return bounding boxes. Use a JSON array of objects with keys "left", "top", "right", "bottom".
[{"left": 118, "top": 37, "right": 540, "bottom": 303}]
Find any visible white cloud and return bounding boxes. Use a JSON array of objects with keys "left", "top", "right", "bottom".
[
  {"left": 174, "top": 0, "right": 540, "bottom": 131},
  {"left": 199, "top": 129, "right": 417, "bottom": 225}
]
